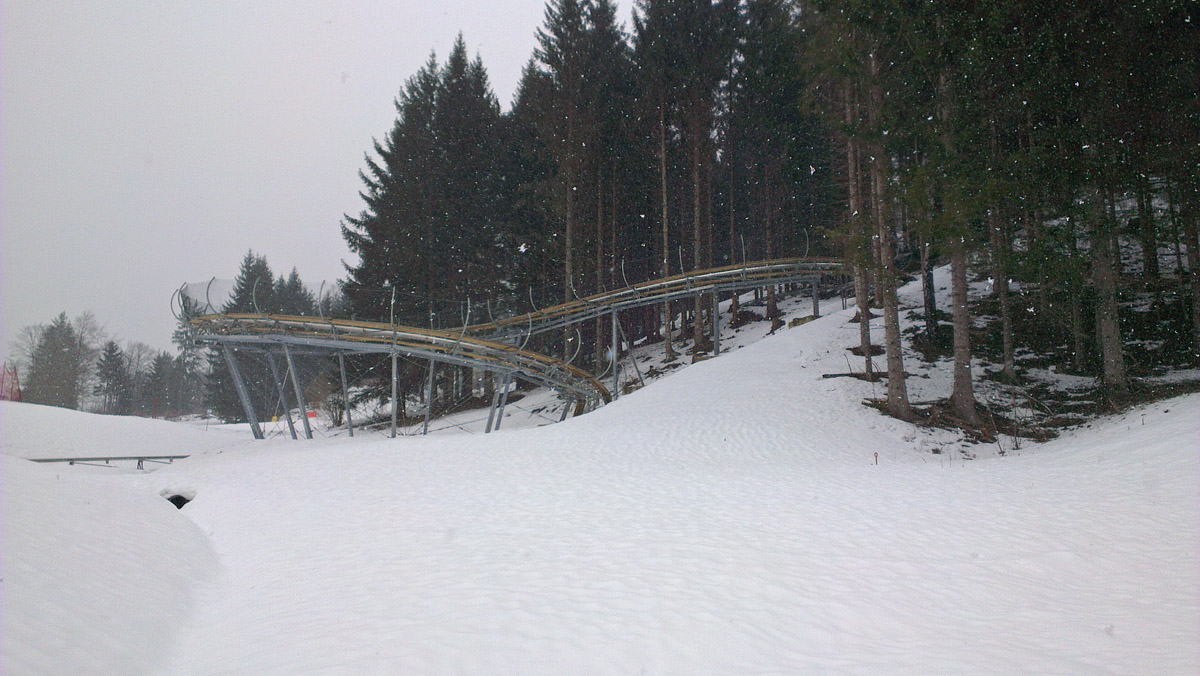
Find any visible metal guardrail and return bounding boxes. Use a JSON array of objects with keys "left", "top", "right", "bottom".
[{"left": 29, "top": 455, "right": 189, "bottom": 470}]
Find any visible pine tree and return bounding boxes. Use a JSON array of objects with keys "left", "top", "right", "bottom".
[
  {"left": 207, "top": 251, "right": 277, "bottom": 421},
  {"left": 94, "top": 340, "right": 131, "bottom": 414},
  {"left": 274, "top": 268, "right": 316, "bottom": 316},
  {"left": 537, "top": 0, "right": 591, "bottom": 360}
]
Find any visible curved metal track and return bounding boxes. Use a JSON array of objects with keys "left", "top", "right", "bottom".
[
  {"left": 189, "top": 257, "right": 846, "bottom": 426},
  {"left": 466, "top": 257, "right": 844, "bottom": 340},
  {"left": 190, "top": 314, "right": 612, "bottom": 404}
]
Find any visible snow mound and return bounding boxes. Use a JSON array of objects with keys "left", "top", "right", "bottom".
[{"left": 1, "top": 456, "right": 218, "bottom": 676}]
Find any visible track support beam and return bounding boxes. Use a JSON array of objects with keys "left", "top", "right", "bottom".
[
  {"left": 338, "top": 353, "right": 354, "bottom": 437},
  {"left": 266, "top": 352, "right": 298, "bottom": 440},
  {"left": 222, "top": 343, "right": 264, "bottom": 440},
  {"left": 284, "top": 344, "right": 313, "bottom": 439}
]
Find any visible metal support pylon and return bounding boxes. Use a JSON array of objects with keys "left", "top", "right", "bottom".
[
  {"left": 812, "top": 275, "right": 820, "bottom": 318},
  {"left": 484, "top": 372, "right": 504, "bottom": 433},
  {"left": 266, "top": 352, "right": 298, "bottom": 440},
  {"left": 494, "top": 372, "right": 513, "bottom": 431},
  {"left": 422, "top": 359, "right": 436, "bottom": 435},
  {"left": 221, "top": 343, "right": 264, "bottom": 440},
  {"left": 712, "top": 291, "right": 720, "bottom": 356},
  {"left": 390, "top": 351, "right": 399, "bottom": 438},
  {"left": 611, "top": 309, "right": 619, "bottom": 400},
  {"left": 338, "top": 353, "right": 354, "bottom": 437},
  {"left": 283, "top": 343, "right": 313, "bottom": 439}
]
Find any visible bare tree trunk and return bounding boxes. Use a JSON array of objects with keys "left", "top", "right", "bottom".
[
  {"left": 1093, "top": 187, "right": 1128, "bottom": 396},
  {"left": 728, "top": 134, "right": 739, "bottom": 316},
  {"left": 1180, "top": 183, "right": 1200, "bottom": 364},
  {"left": 764, "top": 164, "right": 782, "bottom": 331},
  {"left": 935, "top": 63, "right": 977, "bottom": 424},
  {"left": 596, "top": 167, "right": 606, "bottom": 369},
  {"left": 659, "top": 102, "right": 676, "bottom": 361},
  {"left": 990, "top": 209, "right": 1016, "bottom": 381},
  {"left": 563, "top": 93, "right": 578, "bottom": 360},
  {"left": 949, "top": 240, "right": 981, "bottom": 425},
  {"left": 869, "top": 53, "right": 913, "bottom": 420},
  {"left": 610, "top": 160, "right": 618, "bottom": 290},
  {"left": 845, "top": 80, "right": 873, "bottom": 376},
  {"left": 1137, "top": 174, "right": 1159, "bottom": 279},
  {"left": 920, "top": 235, "right": 938, "bottom": 341},
  {"left": 692, "top": 118, "right": 711, "bottom": 354}
]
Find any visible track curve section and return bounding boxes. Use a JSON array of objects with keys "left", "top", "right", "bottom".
[
  {"left": 188, "top": 257, "right": 846, "bottom": 423},
  {"left": 190, "top": 313, "right": 611, "bottom": 404},
  {"left": 467, "top": 257, "right": 845, "bottom": 340}
]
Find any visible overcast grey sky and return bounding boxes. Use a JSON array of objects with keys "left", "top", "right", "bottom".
[{"left": 1, "top": 0, "right": 632, "bottom": 354}]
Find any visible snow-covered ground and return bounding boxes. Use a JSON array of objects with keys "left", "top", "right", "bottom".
[{"left": 3, "top": 276, "right": 1198, "bottom": 675}]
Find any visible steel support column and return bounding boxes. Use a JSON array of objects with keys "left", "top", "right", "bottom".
[
  {"left": 494, "top": 373, "right": 513, "bottom": 431},
  {"left": 221, "top": 343, "right": 264, "bottom": 440},
  {"left": 266, "top": 352, "right": 298, "bottom": 440},
  {"left": 338, "top": 353, "right": 354, "bottom": 437},
  {"left": 422, "top": 359, "right": 436, "bottom": 435},
  {"left": 611, "top": 309, "right": 619, "bottom": 400},
  {"left": 283, "top": 344, "right": 313, "bottom": 439},
  {"left": 390, "top": 351, "right": 399, "bottom": 438},
  {"left": 484, "top": 372, "right": 504, "bottom": 433},
  {"left": 812, "top": 275, "right": 820, "bottom": 318},
  {"left": 712, "top": 291, "right": 721, "bottom": 356}
]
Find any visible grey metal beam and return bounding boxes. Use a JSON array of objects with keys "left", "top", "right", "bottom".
[
  {"left": 494, "top": 372, "right": 513, "bottom": 431},
  {"left": 266, "top": 352, "right": 298, "bottom": 440},
  {"left": 484, "top": 373, "right": 503, "bottom": 433},
  {"left": 283, "top": 344, "right": 313, "bottom": 439},
  {"left": 712, "top": 291, "right": 720, "bottom": 356},
  {"left": 611, "top": 309, "right": 619, "bottom": 400},
  {"left": 422, "top": 359, "right": 435, "bottom": 435},
  {"left": 390, "top": 351, "right": 399, "bottom": 439},
  {"left": 221, "top": 343, "right": 264, "bottom": 440},
  {"left": 338, "top": 353, "right": 354, "bottom": 437}
]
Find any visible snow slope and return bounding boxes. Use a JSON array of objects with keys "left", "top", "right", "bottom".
[{"left": 2, "top": 288, "right": 1198, "bottom": 675}]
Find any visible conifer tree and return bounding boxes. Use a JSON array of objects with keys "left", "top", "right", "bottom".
[{"left": 94, "top": 340, "right": 131, "bottom": 414}]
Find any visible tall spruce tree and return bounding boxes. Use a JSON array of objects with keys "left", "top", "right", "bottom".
[
  {"left": 207, "top": 251, "right": 276, "bottom": 422},
  {"left": 94, "top": 340, "right": 131, "bottom": 414}
]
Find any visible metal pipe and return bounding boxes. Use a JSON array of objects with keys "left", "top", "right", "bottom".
[
  {"left": 423, "top": 359, "right": 435, "bottom": 435},
  {"left": 338, "top": 353, "right": 354, "bottom": 437},
  {"left": 484, "top": 372, "right": 503, "bottom": 433},
  {"left": 222, "top": 343, "right": 264, "bottom": 440},
  {"left": 712, "top": 291, "right": 720, "bottom": 356},
  {"left": 390, "top": 351, "right": 399, "bottom": 438},
  {"left": 494, "top": 372, "right": 513, "bottom": 430},
  {"left": 283, "top": 344, "right": 313, "bottom": 439},
  {"left": 266, "top": 352, "right": 298, "bottom": 440},
  {"left": 611, "top": 309, "right": 619, "bottom": 399}
]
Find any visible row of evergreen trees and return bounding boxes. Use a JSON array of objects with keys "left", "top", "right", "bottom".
[
  {"left": 12, "top": 311, "right": 203, "bottom": 417},
  {"left": 341, "top": 0, "right": 1197, "bottom": 424},
  {"left": 805, "top": 0, "right": 1197, "bottom": 421},
  {"left": 10, "top": 251, "right": 330, "bottom": 422},
  {"left": 341, "top": 0, "right": 837, "bottom": 357}
]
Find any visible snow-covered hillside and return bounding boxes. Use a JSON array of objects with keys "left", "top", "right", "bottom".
[{"left": 2, "top": 286, "right": 1198, "bottom": 675}]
